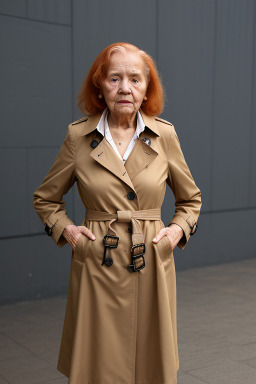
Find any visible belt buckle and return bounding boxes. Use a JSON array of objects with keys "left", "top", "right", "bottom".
[
  {"left": 103, "top": 234, "right": 119, "bottom": 248},
  {"left": 128, "top": 243, "right": 146, "bottom": 272},
  {"left": 131, "top": 243, "right": 145, "bottom": 258},
  {"left": 102, "top": 235, "right": 119, "bottom": 267}
]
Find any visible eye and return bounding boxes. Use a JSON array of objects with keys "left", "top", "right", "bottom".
[
  {"left": 111, "top": 78, "right": 119, "bottom": 82},
  {"left": 132, "top": 78, "right": 139, "bottom": 83}
]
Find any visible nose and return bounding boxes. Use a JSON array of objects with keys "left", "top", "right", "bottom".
[{"left": 118, "top": 79, "right": 131, "bottom": 94}]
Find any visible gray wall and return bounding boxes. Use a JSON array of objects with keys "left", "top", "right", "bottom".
[{"left": 0, "top": 0, "right": 255, "bottom": 305}]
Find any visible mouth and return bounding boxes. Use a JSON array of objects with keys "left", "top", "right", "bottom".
[{"left": 117, "top": 100, "right": 132, "bottom": 104}]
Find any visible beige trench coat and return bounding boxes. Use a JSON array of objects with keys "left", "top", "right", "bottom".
[{"left": 34, "top": 109, "right": 202, "bottom": 384}]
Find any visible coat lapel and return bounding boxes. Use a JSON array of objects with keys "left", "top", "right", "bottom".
[
  {"left": 124, "top": 111, "right": 159, "bottom": 180},
  {"left": 124, "top": 136, "right": 158, "bottom": 181},
  {"left": 79, "top": 114, "right": 135, "bottom": 192},
  {"left": 81, "top": 110, "right": 160, "bottom": 191},
  {"left": 90, "top": 137, "right": 136, "bottom": 192}
]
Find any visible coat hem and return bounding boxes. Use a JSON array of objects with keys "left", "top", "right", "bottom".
[
  {"left": 57, "top": 363, "right": 177, "bottom": 384},
  {"left": 135, "top": 373, "right": 177, "bottom": 384},
  {"left": 57, "top": 363, "right": 69, "bottom": 378}
]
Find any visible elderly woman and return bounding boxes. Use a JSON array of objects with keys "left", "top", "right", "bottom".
[{"left": 34, "top": 42, "right": 202, "bottom": 384}]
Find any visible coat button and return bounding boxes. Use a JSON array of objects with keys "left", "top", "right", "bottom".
[
  {"left": 127, "top": 191, "right": 136, "bottom": 200},
  {"left": 190, "top": 223, "right": 198, "bottom": 236},
  {"left": 127, "top": 226, "right": 132, "bottom": 233},
  {"left": 44, "top": 224, "right": 52, "bottom": 236},
  {"left": 142, "top": 137, "right": 151, "bottom": 146},
  {"left": 105, "top": 257, "right": 113, "bottom": 266},
  {"left": 91, "top": 139, "right": 99, "bottom": 148}
]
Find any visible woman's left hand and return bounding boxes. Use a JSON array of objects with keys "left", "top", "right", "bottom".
[{"left": 152, "top": 224, "right": 183, "bottom": 251}]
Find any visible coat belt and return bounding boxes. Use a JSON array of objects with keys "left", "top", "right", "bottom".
[{"left": 84, "top": 208, "right": 161, "bottom": 272}]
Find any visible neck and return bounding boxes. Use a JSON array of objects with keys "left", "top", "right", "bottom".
[{"left": 107, "top": 112, "right": 137, "bottom": 130}]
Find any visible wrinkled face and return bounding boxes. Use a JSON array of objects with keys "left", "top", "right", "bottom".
[{"left": 100, "top": 51, "right": 148, "bottom": 118}]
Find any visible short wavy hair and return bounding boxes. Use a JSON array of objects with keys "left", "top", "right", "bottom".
[{"left": 76, "top": 42, "right": 165, "bottom": 116}]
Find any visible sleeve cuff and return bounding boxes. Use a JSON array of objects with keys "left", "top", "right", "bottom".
[
  {"left": 168, "top": 214, "right": 197, "bottom": 250},
  {"left": 45, "top": 212, "right": 75, "bottom": 247}
]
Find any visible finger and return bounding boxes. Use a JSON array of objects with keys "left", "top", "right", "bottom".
[
  {"left": 152, "top": 229, "right": 166, "bottom": 243},
  {"left": 79, "top": 226, "right": 96, "bottom": 240}
]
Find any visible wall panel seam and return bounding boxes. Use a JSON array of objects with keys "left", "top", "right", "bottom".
[
  {"left": 209, "top": 0, "right": 218, "bottom": 211},
  {"left": 248, "top": 0, "right": 256, "bottom": 202},
  {"left": 0, "top": 12, "right": 71, "bottom": 27}
]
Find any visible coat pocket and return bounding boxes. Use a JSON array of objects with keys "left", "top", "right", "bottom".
[
  {"left": 157, "top": 235, "right": 173, "bottom": 264},
  {"left": 72, "top": 234, "right": 88, "bottom": 263}
]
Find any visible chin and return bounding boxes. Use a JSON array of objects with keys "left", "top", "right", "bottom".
[{"left": 116, "top": 105, "right": 134, "bottom": 112}]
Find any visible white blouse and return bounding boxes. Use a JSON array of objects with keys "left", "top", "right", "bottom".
[{"left": 96, "top": 108, "right": 146, "bottom": 165}]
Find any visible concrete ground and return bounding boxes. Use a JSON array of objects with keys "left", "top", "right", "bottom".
[{"left": 0, "top": 258, "right": 256, "bottom": 384}]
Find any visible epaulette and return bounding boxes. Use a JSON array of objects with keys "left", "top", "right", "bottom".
[
  {"left": 71, "top": 116, "right": 88, "bottom": 125},
  {"left": 155, "top": 117, "right": 173, "bottom": 126}
]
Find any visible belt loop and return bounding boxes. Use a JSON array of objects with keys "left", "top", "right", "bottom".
[{"left": 117, "top": 210, "right": 131, "bottom": 223}]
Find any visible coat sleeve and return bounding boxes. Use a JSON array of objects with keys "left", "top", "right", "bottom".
[
  {"left": 33, "top": 125, "right": 76, "bottom": 247},
  {"left": 166, "top": 125, "right": 202, "bottom": 250}
]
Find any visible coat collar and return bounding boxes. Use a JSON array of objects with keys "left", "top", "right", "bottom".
[
  {"left": 79, "top": 109, "right": 160, "bottom": 137},
  {"left": 78, "top": 110, "right": 160, "bottom": 194}
]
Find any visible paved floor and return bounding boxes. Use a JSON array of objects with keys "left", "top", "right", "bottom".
[{"left": 0, "top": 258, "right": 256, "bottom": 384}]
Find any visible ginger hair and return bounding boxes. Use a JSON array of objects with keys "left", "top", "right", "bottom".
[{"left": 76, "top": 42, "right": 164, "bottom": 116}]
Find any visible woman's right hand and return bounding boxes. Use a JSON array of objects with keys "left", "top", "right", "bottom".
[{"left": 63, "top": 224, "right": 96, "bottom": 251}]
